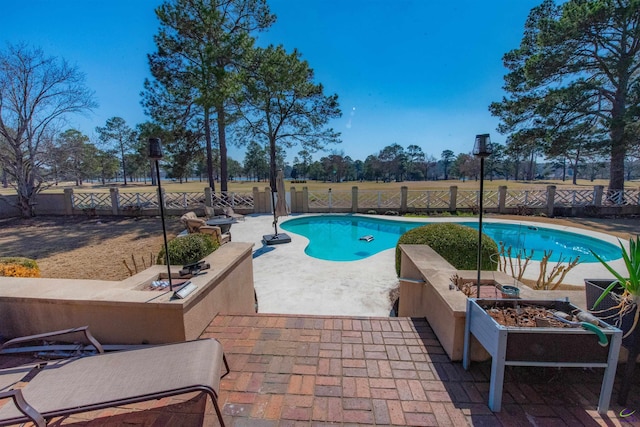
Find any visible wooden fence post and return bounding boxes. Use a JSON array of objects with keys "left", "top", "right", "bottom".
[
  {"left": 594, "top": 185, "right": 604, "bottom": 206},
  {"left": 352, "top": 186, "right": 358, "bottom": 213},
  {"left": 400, "top": 186, "right": 408, "bottom": 213},
  {"left": 449, "top": 186, "right": 458, "bottom": 212},
  {"left": 64, "top": 188, "right": 74, "bottom": 215},
  {"left": 546, "top": 185, "right": 556, "bottom": 217},
  {"left": 302, "top": 187, "right": 309, "bottom": 213},
  {"left": 109, "top": 188, "right": 119, "bottom": 215},
  {"left": 290, "top": 187, "right": 297, "bottom": 213},
  {"left": 498, "top": 186, "right": 507, "bottom": 213}
]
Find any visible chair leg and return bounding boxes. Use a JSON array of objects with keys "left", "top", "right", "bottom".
[
  {"left": 221, "top": 354, "right": 230, "bottom": 378},
  {"left": 212, "top": 396, "right": 226, "bottom": 427}
]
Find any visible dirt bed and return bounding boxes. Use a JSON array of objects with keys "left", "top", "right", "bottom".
[
  {"left": 485, "top": 305, "right": 573, "bottom": 328},
  {"left": 0, "top": 216, "right": 184, "bottom": 281}
]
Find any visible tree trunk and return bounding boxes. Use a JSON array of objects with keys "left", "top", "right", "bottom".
[
  {"left": 609, "top": 122, "right": 626, "bottom": 192},
  {"left": 216, "top": 103, "right": 228, "bottom": 193},
  {"left": 121, "top": 146, "right": 128, "bottom": 185},
  {"left": 528, "top": 150, "right": 535, "bottom": 180},
  {"left": 609, "top": 71, "right": 628, "bottom": 193},
  {"left": 204, "top": 110, "right": 215, "bottom": 192}
]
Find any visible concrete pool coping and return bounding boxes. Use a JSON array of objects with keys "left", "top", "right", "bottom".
[{"left": 230, "top": 213, "right": 624, "bottom": 317}]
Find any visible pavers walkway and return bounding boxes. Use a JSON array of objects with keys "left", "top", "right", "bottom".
[
  {"left": 206, "top": 314, "right": 637, "bottom": 426},
  {"left": 3, "top": 313, "right": 639, "bottom": 426}
]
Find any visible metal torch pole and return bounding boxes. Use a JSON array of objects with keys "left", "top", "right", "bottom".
[
  {"left": 156, "top": 159, "right": 172, "bottom": 291},
  {"left": 476, "top": 156, "right": 485, "bottom": 298}
]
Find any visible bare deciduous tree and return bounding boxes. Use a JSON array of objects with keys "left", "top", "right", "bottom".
[{"left": 0, "top": 43, "right": 96, "bottom": 217}]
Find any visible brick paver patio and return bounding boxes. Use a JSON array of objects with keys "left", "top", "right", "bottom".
[{"left": 3, "top": 314, "right": 640, "bottom": 426}]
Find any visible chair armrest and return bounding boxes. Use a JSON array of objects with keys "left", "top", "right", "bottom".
[
  {"left": 200, "top": 225, "right": 222, "bottom": 238},
  {"left": 0, "top": 326, "right": 104, "bottom": 354},
  {"left": 0, "top": 389, "right": 46, "bottom": 427}
]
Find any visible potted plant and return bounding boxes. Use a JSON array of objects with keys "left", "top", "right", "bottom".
[
  {"left": 588, "top": 235, "right": 640, "bottom": 337},
  {"left": 587, "top": 235, "right": 640, "bottom": 405}
]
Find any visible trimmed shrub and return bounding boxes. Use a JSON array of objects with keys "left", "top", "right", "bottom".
[
  {"left": 157, "top": 234, "right": 219, "bottom": 266},
  {"left": 0, "top": 257, "right": 41, "bottom": 278},
  {"left": 395, "top": 223, "right": 498, "bottom": 276}
]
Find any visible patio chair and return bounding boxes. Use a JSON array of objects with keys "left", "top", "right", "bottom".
[
  {"left": 204, "top": 205, "right": 217, "bottom": 219},
  {"left": 0, "top": 327, "right": 229, "bottom": 427},
  {"left": 180, "top": 212, "right": 231, "bottom": 245},
  {"left": 222, "top": 206, "right": 245, "bottom": 221}
]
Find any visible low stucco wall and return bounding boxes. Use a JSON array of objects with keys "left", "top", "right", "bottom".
[
  {"left": 0, "top": 242, "right": 255, "bottom": 344},
  {"left": 398, "top": 244, "right": 587, "bottom": 361}
]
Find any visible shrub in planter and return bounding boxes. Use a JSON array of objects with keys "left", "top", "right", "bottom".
[
  {"left": 0, "top": 257, "right": 40, "bottom": 278},
  {"left": 588, "top": 236, "right": 640, "bottom": 339},
  {"left": 395, "top": 223, "right": 498, "bottom": 276},
  {"left": 590, "top": 236, "right": 640, "bottom": 308},
  {"left": 157, "top": 233, "right": 219, "bottom": 266},
  {"left": 588, "top": 235, "right": 640, "bottom": 405}
]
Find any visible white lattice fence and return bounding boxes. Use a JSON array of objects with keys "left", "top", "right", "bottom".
[
  {"left": 118, "top": 192, "right": 158, "bottom": 209},
  {"left": 328, "top": 191, "right": 353, "bottom": 208},
  {"left": 505, "top": 190, "right": 547, "bottom": 207},
  {"left": 456, "top": 190, "right": 499, "bottom": 208},
  {"left": 211, "top": 192, "right": 254, "bottom": 209},
  {"left": 553, "top": 189, "right": 595, "bottom": 207},
  {"left": 406, "top": 190, "right": 450, "bottom": 209},
  {"left": 483, "top": 190, "right": 499, "bottom": 208},
  {"left": 308, "top": 191, "right": 330, "bottom": 208},
  {"left": 72, "top": 193, "right": 111, "bottom": 209},
  {"left": 164, "top": 192, "right": 206, "bottom": 209},
  {"left": 601, "top": 189, "right": 640, "bottom": 206},
  {"left": 358, "top": 191, "right": 401, "bottom": 209}
]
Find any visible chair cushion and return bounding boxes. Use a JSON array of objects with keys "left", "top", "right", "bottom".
[
  {"left": 184, "top": 218, "right": 207, "bottom": 234},
  {"left": 180, "top": 212, "right": 199, "bottom": 222},
  {"left": 0, "top": 339, "right": 225, "bottom": 422}
]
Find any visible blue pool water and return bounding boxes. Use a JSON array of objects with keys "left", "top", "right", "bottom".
[{"left": 280, "top": 215, "right": 621, "bottom": 262}]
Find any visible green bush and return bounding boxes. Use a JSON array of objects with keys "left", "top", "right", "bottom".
[
  {"left": 0, "top": 257, "right": 39, "bottom": 270},
  {"left": 157, "top": 234, "right": 219, "bottom": 266},
  {"left": 395, "top": 223, "right": 498, "bottom": 276}
]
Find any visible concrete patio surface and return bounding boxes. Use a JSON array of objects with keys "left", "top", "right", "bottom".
[
  {"left": 230, "top": 214, "right": 400, "bottom": 317},
  {"left": 230, "top": 214, "right": 621, "bottom": 316}
]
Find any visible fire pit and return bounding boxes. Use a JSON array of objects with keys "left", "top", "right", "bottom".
[{"left": 463, "top": 298, "right": 622, "bottom": 414}]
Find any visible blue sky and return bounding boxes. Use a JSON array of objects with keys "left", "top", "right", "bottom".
[{"left": 1, "top": 0, "right": 540, "bottom": 163}]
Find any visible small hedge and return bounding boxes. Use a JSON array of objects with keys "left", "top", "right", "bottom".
[
  {"left": 157, "top": 234, "right": 219, "bottom": 266},
  {"left": 395, "top": 223, "right": 498, "bottom": 276},
  {"left": 0, "top": 257, "right": 41, "bottom": 278}
]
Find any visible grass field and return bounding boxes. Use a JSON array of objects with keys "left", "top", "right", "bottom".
[{"left": 0, "top": 178, "right": 625, "bottom": 196}]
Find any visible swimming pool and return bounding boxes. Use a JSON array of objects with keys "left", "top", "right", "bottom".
[{"left": 280, "top": 215, "right": 621, "bottom": 263}]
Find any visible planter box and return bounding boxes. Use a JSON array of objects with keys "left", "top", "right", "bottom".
[
  {"left": 397, "top": 244, "right": 588, "bottom": 362},
  {"left": 463, "top": 298, "right": 622, "bottom": 414}
]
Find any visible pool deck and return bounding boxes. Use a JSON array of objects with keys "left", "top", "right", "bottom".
[{"left": 232, "top": 213, "right": 622, "bottom": 316}]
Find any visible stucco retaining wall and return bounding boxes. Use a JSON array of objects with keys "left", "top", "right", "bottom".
[
  {"left": 397, "top": 244, "right": 587, "bottom": 361},
  {"left": 0, "top": 242, "right": 255, "bottom": 344}
]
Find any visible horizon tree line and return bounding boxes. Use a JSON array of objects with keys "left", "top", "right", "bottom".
[{"left": 1, "top": 0, "right": 638, "bottom": 217}]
